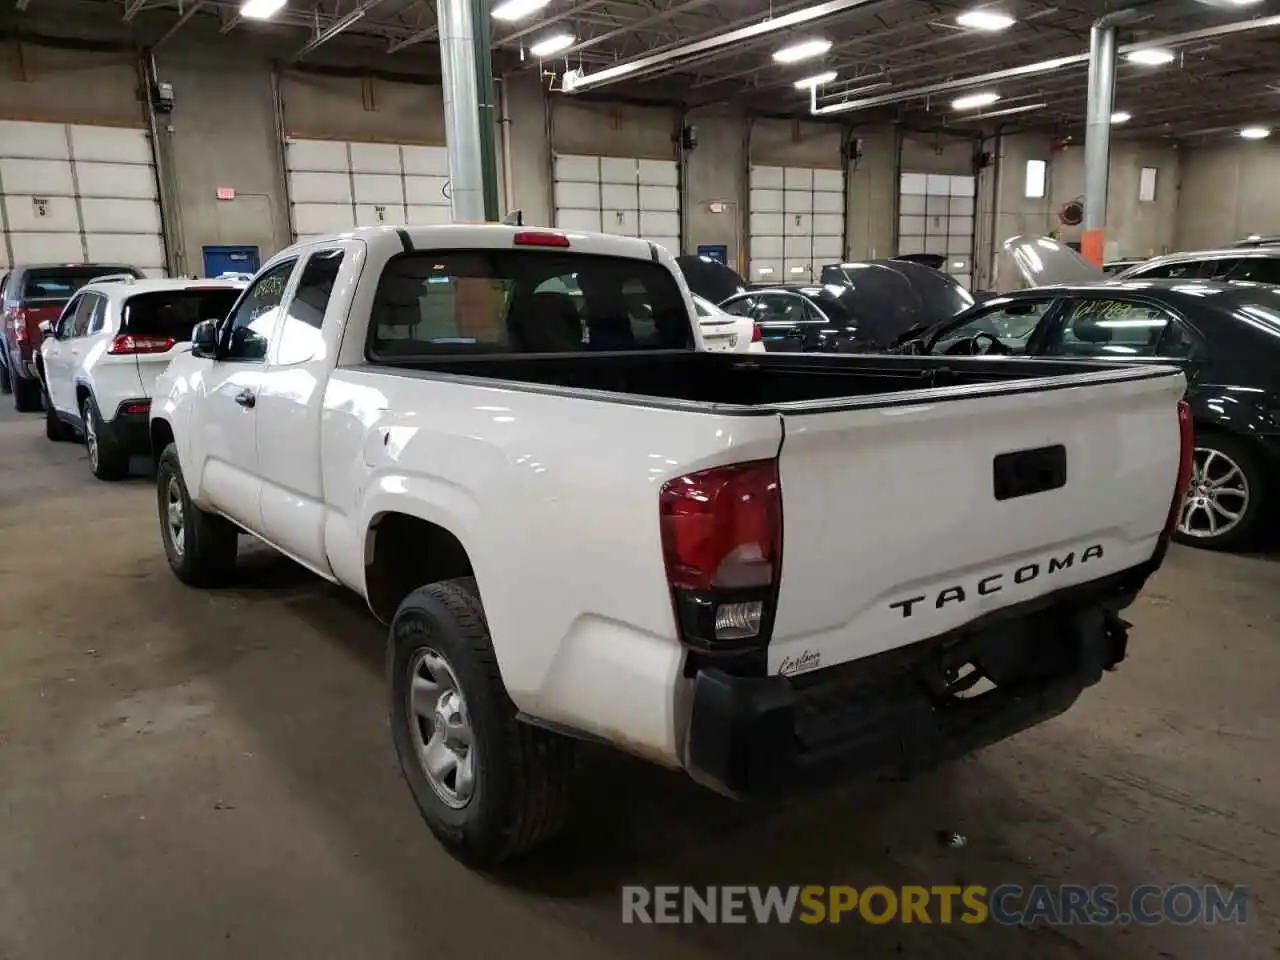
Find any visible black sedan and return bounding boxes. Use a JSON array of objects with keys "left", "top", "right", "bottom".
[
  {"left": 906, "top": 279, "right": 1280, "bottom": 550},
  {"left": 717, "top": 260, "right": 974, "bottom": 353}
]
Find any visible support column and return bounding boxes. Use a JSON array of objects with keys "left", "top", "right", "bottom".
[
  {"left": 471, "top": 0, "right": 501, "bottom": 220},
  {"left": 1082, "top": 20, "right": 1117, "bottom": 267},
  {"left": 438, "top": 0, "right": 486, "bottom": 221}
]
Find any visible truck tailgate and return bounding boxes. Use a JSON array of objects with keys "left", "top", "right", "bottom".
[{"left": 768, "top": 366, "right": 1185, "bottom": 676}]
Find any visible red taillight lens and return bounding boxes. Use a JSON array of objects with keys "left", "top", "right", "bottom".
[
  {"left": 124, "top": 401, "right": 151, "bottom": 415},
  {"left": 1165, "top": 398, "right": 1195, "bottom": 536},
  {"left": 751, "top": 323, "right": 762, "bottom": 343},
  {"left": 108, "top": 334, "right": 176, "bottom": 355},
  {"left": 513, "top": 231, "right": 571, "bottom": 248},
  {"left": 660, "top": 460, "right": 782, "bottom": 649},
  {"left": 13, "top": 308, "right": 28, "bottom": 345}
]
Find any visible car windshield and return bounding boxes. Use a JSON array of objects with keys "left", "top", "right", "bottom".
[
  {"left": 22, "top": 267, "right": 140, "bottom": 303},
  {"left": 369, "top": 250, "right": 694, "bottom": 356},
  {"left": 123, "top": 288, "right": 242, "bottom": 341}
]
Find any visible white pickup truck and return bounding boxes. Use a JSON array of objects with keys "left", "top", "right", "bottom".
[{"left": 150, "top": 224, "right": 1192, "bottom": 865}]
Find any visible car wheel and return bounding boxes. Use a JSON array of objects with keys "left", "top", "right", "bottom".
[
  {"left": 156, "top": 442, "right": 239, "bottom": 586},
  {"left": 44, "top": 388, "right": 71, "bottom": 442},
  {"left": 13, "top": 374, "right": 41, "bottom": 413},
  {"left": 0, "top": 359, "right": 10, "bottom": 395},
  {"left": 389, "top": 578, "right": 575, "bottom": 865},
  {"left": 1174, "top": 433, "right": 1267, "bottom": 551},
  {"left": 80, "top": 394, "right": 129, "bottom": 480}
]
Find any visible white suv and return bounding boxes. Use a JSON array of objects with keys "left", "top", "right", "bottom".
[{"left": 38, "top": 277, "right": 245, "bottom": 479}]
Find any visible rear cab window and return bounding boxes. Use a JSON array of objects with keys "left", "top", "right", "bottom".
[
  {"left": 21, "top": 267, "right": 141, "bottom": 304},
  {"left": 123, "top": 287, "right": 242, "bottom": 344},
  {"left": 367, "top": 250, "right": 694, "bottom": 358}
]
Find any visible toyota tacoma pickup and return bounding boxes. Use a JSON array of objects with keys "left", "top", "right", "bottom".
[{"left": 149, "top": 224, "right": 1193, "bottom": 865}]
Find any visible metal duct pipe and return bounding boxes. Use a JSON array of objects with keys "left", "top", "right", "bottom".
[
  {"left": 1082, "top": 21, "right": 1117, "bottom": 266},
  {"left": 438, "top": 0, "right": 486, "bottom": 221},
  {"left": 812, "top": 13, "right": 1280, "bottom": 116}
]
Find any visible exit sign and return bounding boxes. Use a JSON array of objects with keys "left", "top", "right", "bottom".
[{"left": 216, "top": 187, "right": 236, "bottom": 200}]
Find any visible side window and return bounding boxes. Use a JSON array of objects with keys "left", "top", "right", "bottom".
[
  {"left": 56, "top": 294, "right": 81, "bottom": 339},
  {"left": 1043, "top": 299, "right": 1173, "bottom": 358},
  {"left": 276, "top": 249, "right": 344, "bottom": 366},
  {"left": 1157, "top": 320, "right": 1198, "bottom": 359},
  {"left": 1129, "top": 260, "right": 1203, "bottom": 280},
  {"left": 224, "top": 260, "right": 296, "bottom": 361},
  {"left": 69, "top": 294, "right": 98, "bottom": 337},
  {"left": 756, "top": 294, "right": 807, "bottom": 325},
  {"left": 87, "top": 296, "right": 109, "bottom": 335},
  {"left": 931, "top": 300, "right": 1053, "bottom": 355},
  {"left": 1223, "top": 257, "right": 1280, "bottom": 285},
  {"left": 721, "top": 297, "right": 755, "bottom": 318}
]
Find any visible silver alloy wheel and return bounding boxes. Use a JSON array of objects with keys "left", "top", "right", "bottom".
[
  {"left": 1178, "top": 446, "right": 1250, "bottom": 540},
  {"left": 166, "top": 475, "right": 185, "bottom": 557},
  {"left": 406, "top": 647, "right": 476, "bottom": 809},
  {"left": 83, "top": 402, "right": 98, "bottom": 471}
]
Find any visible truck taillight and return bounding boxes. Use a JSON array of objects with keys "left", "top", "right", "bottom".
[
  {"left": 12, "top": 308, "right": 28, "bottom": 345},
  {"left": 659, "top": 459, "right": 782, "bottom": 650},
  {"left": 751, "top": 323, "right": 762, "bottom": 343},
  {"left": 1165, "top": 398, "right": 1195, "bottom": 536},
  {"left": 108, "top": 334, "right": 175, "bottom": 355}
]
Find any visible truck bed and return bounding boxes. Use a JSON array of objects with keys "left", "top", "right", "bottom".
[{"left": 364, "top": 350, "right": 1149, "bottom": 411}]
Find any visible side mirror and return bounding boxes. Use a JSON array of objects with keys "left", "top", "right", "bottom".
[
  {"left": 38, "top": 319, "right": 53, "bottom": 335},
  {"left": 191, "top": 320, "right": 220, "bottom": 359}
]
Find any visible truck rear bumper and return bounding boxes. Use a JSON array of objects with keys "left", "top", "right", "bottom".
[{"left": 684, "top": 544, "right": 1164, "bottom": 800}]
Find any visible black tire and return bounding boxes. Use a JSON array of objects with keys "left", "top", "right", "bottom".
[
  {"left": 389, "top": 578, "right": 575, "bottom": 866},
  {"left": 81, "top": 393, "right": 129, "bottom": 480},
  {"left": 1174, "top": 432, "right": 1268, "bottom": 551},
  {"left": 13, "top": 373, "right": 41, "bottom": 412},
  {"left": 0, "top": 359, "right": 10, "bottom": 395},
  {"left": 44, "top": 390, "right": 71, "bottom": 442},
  {"left": 156, "top": 442, "right": 239, "bottom": 586}
]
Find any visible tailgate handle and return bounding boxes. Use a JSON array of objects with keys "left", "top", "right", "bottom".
[{"left": 993, "top": 444, "right": 1066, "bottom": 501}]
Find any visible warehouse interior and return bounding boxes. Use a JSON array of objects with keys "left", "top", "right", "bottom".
[{"left": 2, "top": 0, "right": 1280, "bottom": 958}]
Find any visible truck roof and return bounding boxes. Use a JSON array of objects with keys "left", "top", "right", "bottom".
[{"left": 286, "top": 224, "right": 667, "bottom": 264}]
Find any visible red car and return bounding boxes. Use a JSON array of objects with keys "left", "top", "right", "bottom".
[{"left": 0, "top": 263, "right": 145, "bottom": 411}]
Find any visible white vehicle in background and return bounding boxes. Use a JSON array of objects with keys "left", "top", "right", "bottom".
[
  {"left": 692, "top": 293, "right": 764, "bottom": 353},
  {"left": 37, "top": 277, "right": 245, "bottom": 479}
]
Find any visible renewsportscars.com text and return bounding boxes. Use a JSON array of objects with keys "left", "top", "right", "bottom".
[{"left": 621, "top": 884, "right": 1248, "bottom": 926}]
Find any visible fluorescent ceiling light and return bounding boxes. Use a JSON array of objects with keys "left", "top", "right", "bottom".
[
  {"left": 492, "top": 0, "right": 552, "bottom": 21},
  {"left": 952, "top": 90, "right": 1000, "bottom": 110},
  {"left": 240, "top": 0, "right": 286, "bottom": 18},
  {"left": 530, "top": 33, "right": 575, "bottom": 57},
  {"left": 956, "top": 10, "right": 1015, "bottom": 31},
  {"left": 773, "top": 39, "right": 832, "bottom": 63},
  {"left": 794, "top": 71, "right": 838, "bottom": 89},
  {"left": 1241, "top": 126, "right": 1271, "bottom": 139},
  {"left": 1125, "top": 48, "right": 1175, "bottom": 65},
  {"left": 1111, "top": 110, "right": 1132, "bottom": 123}
]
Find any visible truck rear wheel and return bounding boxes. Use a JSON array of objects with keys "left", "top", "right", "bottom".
[
  {"left": 388, "top": 578, "right": 574, "bottom": 865},
  {"left": 156, "top": 442, "right": 239, "bottom": 586}
]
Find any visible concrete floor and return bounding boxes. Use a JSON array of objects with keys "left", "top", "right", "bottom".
[{"left": 0, "top": 403, "right": 1276, "bottom": 960}]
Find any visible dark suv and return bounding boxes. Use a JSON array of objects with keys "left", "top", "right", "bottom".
[
  {"left": 1115, "top": 247, "right": 1280, "bottom": 285},
  {"left": 0, "top": 264, "right": 145, "bottom": 411}
]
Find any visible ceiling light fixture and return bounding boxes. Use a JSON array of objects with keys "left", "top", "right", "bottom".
[
  {"left": 1111, "top": 110, "right": 1132, "bottom": 123},
  {"left": 773, "top": 39, "right": 833, "bottom": 63},
  {"left": 1125, "top": 47, "right": 1175, "bottom": 65},
  {"left": 1241, "top": 126, "right": 1271, "bottom": 139},
  {"left": 492, "top": 0, "right": 552, "bottom": 21},
  {"left": 794, "top": 71, "right": 838, "bottom": 89},
  {"left": 952, "top": 90, "right": 1001, "bottom": 110},
  {"left": 955, "top": 10, "right": 1016, "bottom": 31},
  {"left": 530, "top": 33, "right": 575, "bottom": 57},
  {"left": 240, "top": 0, "right": 287, "bottom": 18}
]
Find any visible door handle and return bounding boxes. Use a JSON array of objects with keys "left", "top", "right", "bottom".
[{"left": 234, "top": 389, "right": 256, "bottom": 409}]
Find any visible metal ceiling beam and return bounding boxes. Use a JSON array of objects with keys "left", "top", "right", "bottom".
[
  {"left": 813, "top": 12, "right": 1280, "bottom": 115},
  {"left": 122, "top": 0, "right": 148, "bottom": 22},
  {"left": 562, "top": 0, "right": 888, "bottom": 92},
  {"left": 549, "top": 0, "right": 715, "bottom": 59},
  {"left": 154, "top": 0, "right": 208, "bottom": 46},
  {"left": 388, "top": 20, "right": 438, "bottom": 51},
  {"left": 294, "top": 0, "right": 392, "bottom": 58},
  {"left": 496, "top": 0, "right": 610, "bottom": 45}
]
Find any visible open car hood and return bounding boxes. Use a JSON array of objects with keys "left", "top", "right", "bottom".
[
  {"left": 826, "top": 260, "right": 976, "bottom": 346},
  {"left": 999, "top": 235, "right": 1105, "bottom": 289},
  {"left": 675, "top": 255, "right": 748, "bottom": 304}
]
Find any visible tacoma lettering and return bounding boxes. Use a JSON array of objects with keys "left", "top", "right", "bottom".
[{"left": 889, "top": 545, "right": 1105, "bottom": 618}]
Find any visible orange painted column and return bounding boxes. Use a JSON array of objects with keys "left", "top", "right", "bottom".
[{"left": 1081, "top": 229, "right": 1106, "bottom": 268}]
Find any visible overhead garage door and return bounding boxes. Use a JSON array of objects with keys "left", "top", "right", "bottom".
[
  {"left": 553, "top": 155, "right": 680, "bottom": 256},
  {"left": 898, "top": 172, "right": 976, "bottom": 289},
  {"left": 749, "top": 165, "right": 844, "bottom": 283},
  {"left": 0, "top": 121, "right": 165, "bottom": 276},
  {"left": 285, "top": 139, "right": 452, "bottom": 242}
]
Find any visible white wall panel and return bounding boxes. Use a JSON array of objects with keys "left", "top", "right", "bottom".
[
  {"left": 287, "top": 139, "right": 349, "bottom": 172},
  {"left": 0, "top": 121, "right": 165, "bottom": 272},
  {"left": 349, "top": 142, "right": 402, "bottom": 174},
  {"left": 553, "top": 154, "right": 680, "bottom": 249},
  {"left": 898, "top": 171, "right": 976, "bottom": 288},
  {"left": 405, "top": 176, "right": 449, "bottom": 205},
  {"left": 401, "top": 145, "right": 449, "bottom": 176},
  {"left": 289, "top": 171, "right": 352, "bottom": 204},
  {"left": 292, "top": 202, "right": 356, "bottom": 234},
  {"left": 352, "top": 173, "right": 403, "bottom": 205},
  {"left": 749, "top": 163, "right": 845, "bottom": 282},
  {"left": 406, "top": 204, "right": 452, "bottom": 226}
]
